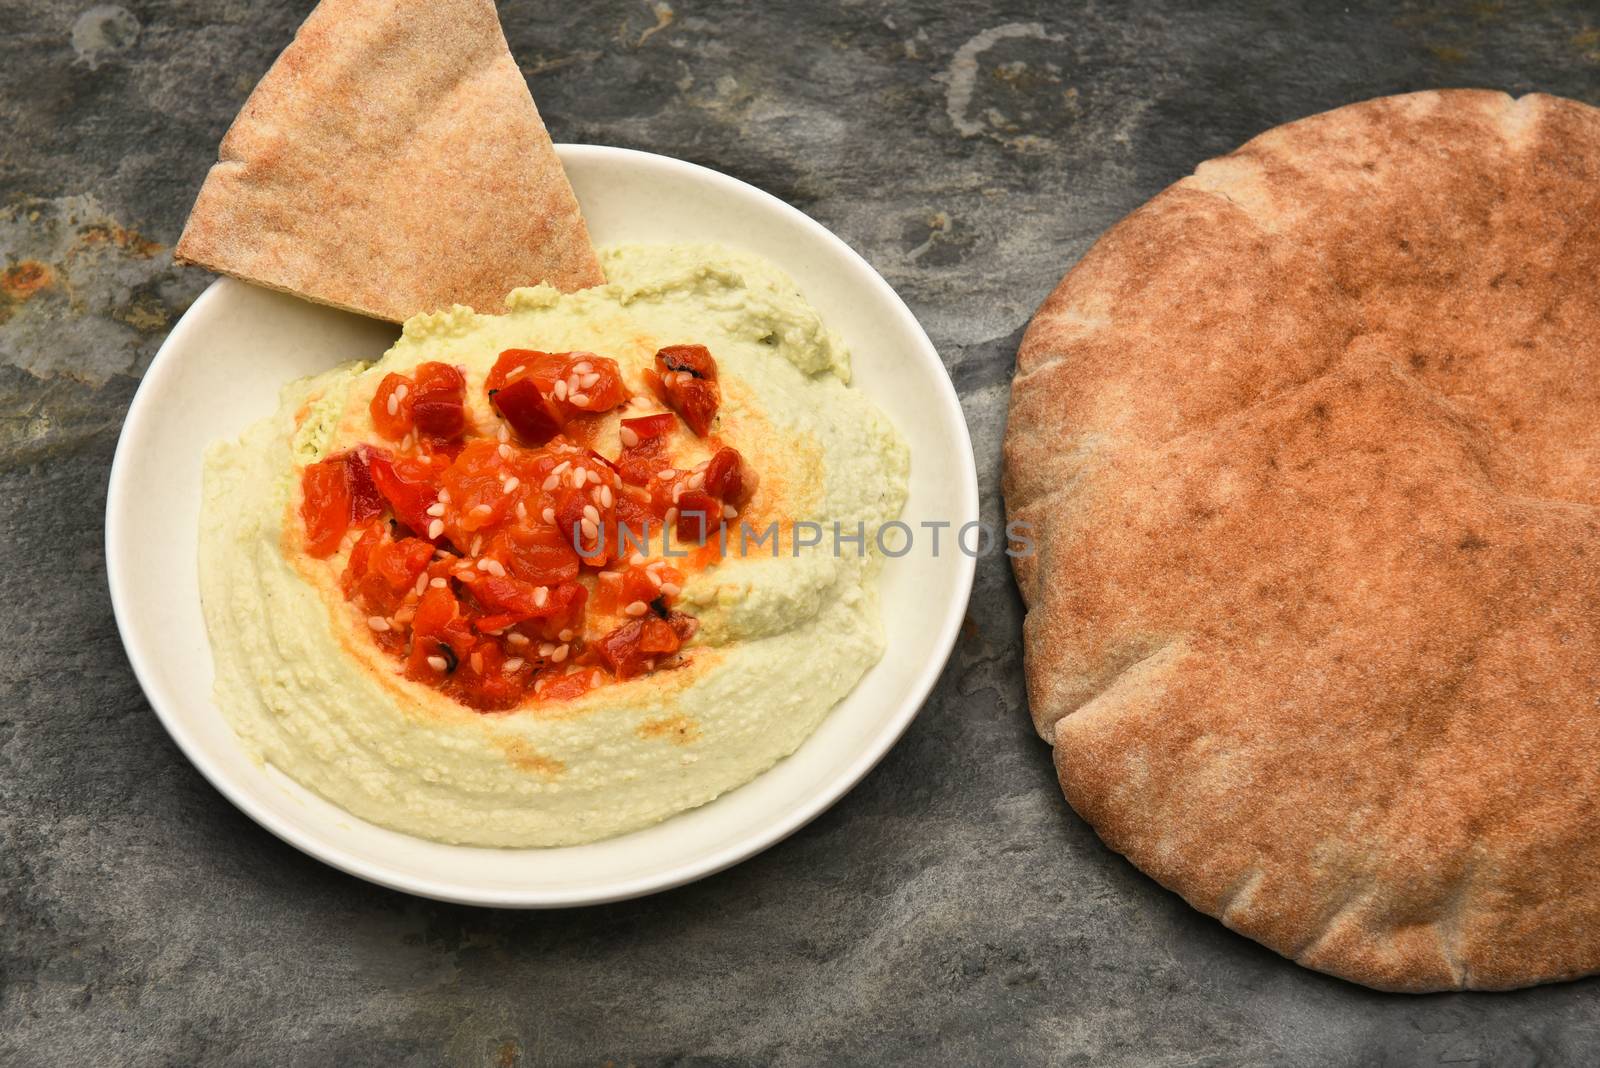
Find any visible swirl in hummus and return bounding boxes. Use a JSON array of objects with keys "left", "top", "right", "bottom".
[{"left": 199, "top": 244, "right": 909, "bottom": 847}]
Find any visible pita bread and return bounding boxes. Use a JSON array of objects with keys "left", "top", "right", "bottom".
[
  {"left": 1003, "top": 90, "right": 1600, "bottom": 992},
  {"left": 175, "top": 0, "right": 604, "bottom": 322}
]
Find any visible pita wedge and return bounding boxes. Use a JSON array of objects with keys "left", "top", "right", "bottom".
[
  {"left": 1004, "top": 90, "right": 1600, "bottom": 992},
  {"left": 175, "top": 0, "right": 604, "bottom": 321}
]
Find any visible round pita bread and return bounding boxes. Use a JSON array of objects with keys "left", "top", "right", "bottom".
[{"left": 1003, "top": 90, "right": 1600, "bottom": 992}]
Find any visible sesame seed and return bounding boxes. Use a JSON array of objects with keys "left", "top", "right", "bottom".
[
  {"left": 552, "top": 644, "right": 569, "bottom": 663},
  {"left": 541, "top": 474, "right": 560, "bottom": 491},
  {"left": 478, "top": 559, "right": 505, "bottom": 577},
  {"left": 619, "top": 426, "right": 640, "bottom": 448},
  {"left": 542, "top": 507, "right": 556, "bottom": 525},
  {"left": 366, "top": 616, "right": 391, "bottom": 632},
  {"left": 579, "top": 372, "right": 600, "bottom": 390},
  {"left": 657, "top": 468, "right": 677, "bottom": 480},
  {"left": 598, "top": 570, "right": 621, "bottom": 580},
  {"left": 427, "top": 655, "right": 448, "bottom": 673},
  {"left": 506, "top": 365, "right": 526, "bottom": 383},
  {"left": 427, "top": 519, "right": 444, "bottom": 539},
  {"left": 672, "top": 484, "right": 684, "bottom": 504},
  {"left": 508, "top": 632, "right": 531, "bottom": 647},
  {"left": 497, "top": 423, "right": 509, "bottom": 443},
  {"left": 695, "top": 460, "right": 709, "bottom": 473},
  {"left": 470, "top": 535, "right": 483, "bottom": 556},
  {"left": 395, "top": 384, "right": 409, "bottom": 401},
  {"left": 599, "top": 485, "right": 614, "bottom": 508},
  {"left": 583, "top": 504, "right": 600, "bottom": 525},
  {"left": 401, "top": 433, "right": 414, "bottom": 451},
  {"left": 580, "top": 518, "right": 598, "bottom": 539},
  {"left": 455, "top": 569, "right": 476, "bottom": 583},
  {"left": 499, "top": 443, "right": 512, "bottom": 460},
  {"left": 438, "top": 488, "right": 451, "bottom": 503},
  {"left": 665, "top": 507, "right": 678, "bottom": 526},
  {"left": 503, "top": 658, "right": 525, "bottom": 673},
  {"left": 570, "top": 392, "right": 589, "bottom": 406},
  {"left": 571, "top": 468, "right": 586, "bottom": 488},
  {"left": 629, "top": 552, "right": 647, "bottom": 566},
  {"left": 624, "top": 600, "right": 648, "bottom": 617},
  {"left": 470, "top": 651, "right": 484, "bottom": 674},
  {"left": 472, "top": 503, "right": 492, "bottom": 517},
  {"left": 393, "top": 606, "right": 415, "bottom": 625},
  {"left": 414, "top": 573, "right": 429, "bottom": 595},
  {"left": 724, "top": 504, "right": 738, "bottom": 519},
  {"left": 552, "top": 460, "right": 571, "bottom": 475},
  {"left": 571, "top": 360, "right": 593, "bottom": 375},
  {"left": 534, "top": 586, "right": 549, "bottom": 607},
  {"left": 386, "top": 393, "right": 399, "bottom": 417},
  {"left": 689, "top": 473, "right": 705, "bottom": 490},
  {"left": 430, "top": 577, "right": 448, "bottom": 588},
  {"left": 516, "top": 502, "right": 528, "bottom": 520},
  {"left": 660, "top": 582, "right": 681, "bottom": 596},
  {"left": 647, "top": 570, "right": 662, "bottom": 588},
  {"left": 538, "top": 642, "right": 555, "bottom": 656},
  {"left": 503, "top": 477, "right": 520, "bottom": 494},
  {"left": 426, "top": 502, "right": 445, "bottom": 517},
  {"left": 558, "top": 628, "right": 575, "bottom": 642},
  {"left": 553, "top": 379, "right": 567, "bottom": 400},
  {"left": 587, "top": 469, "right": 601, "bottom": 485}
]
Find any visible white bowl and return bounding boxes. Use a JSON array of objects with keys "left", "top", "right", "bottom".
[{"left": 106, "top": 145, "right": 978, "bottom": 906}]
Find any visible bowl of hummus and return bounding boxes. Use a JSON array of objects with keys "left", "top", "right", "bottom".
[{"left": 107, "top": 146, "right": 978, "bottom": 904}]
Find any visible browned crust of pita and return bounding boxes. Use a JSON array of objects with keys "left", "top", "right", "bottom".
[
  {"left": 174, "top": 0, "right": 604, "bottom": 322},
  {"left": 1003, "top": 90, "right": 1600, "bottom": 992}
]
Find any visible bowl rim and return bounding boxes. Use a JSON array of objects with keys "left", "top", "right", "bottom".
[{"left": 105, "top": 143, "right": 978, "bottom": 907}]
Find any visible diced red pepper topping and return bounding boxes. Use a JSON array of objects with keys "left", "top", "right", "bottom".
[{"left": 652, "top": 345, "right": 720, "bottom": 436}]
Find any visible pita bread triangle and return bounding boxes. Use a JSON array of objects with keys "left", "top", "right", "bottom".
[{"left": 175, "top": 0, "right": 604, "bottom": 322}]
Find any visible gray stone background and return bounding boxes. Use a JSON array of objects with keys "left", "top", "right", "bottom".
[{"left": 3, "top": 0, "right": 1599, "bottom": 1064}]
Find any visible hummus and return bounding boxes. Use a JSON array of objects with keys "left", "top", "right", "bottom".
[{"left": 200, "top": 244, "right": 909, "bottom": 847}]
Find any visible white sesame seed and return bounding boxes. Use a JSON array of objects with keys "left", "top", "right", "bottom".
[
  {"left": 503, "top": 658, "right": 525, "bottom": 673},
  {"left": 571, "top": 468, "right": 586, "bottom": 488},
  {"left": 647, "top": 570, "right": 662, "bottom": 588},
  {"left": 366, "top": 616, "right": 391, "bottom": 632},
  {"left": 426, "top": 502, "right": 445, "bottom": 517},
  {"left": 666, "top": 507, "right": 678, "bottom": 526},
  {"left": 583, "top": 504, "right": 600, "bottom": 525},
  {"left": 427, "top": 519, "right": 444, "bottom": 539},
  {"left": 629, "top": 552, "right": 647, "bottom": 566},
  {"left": 553, "top": 379, "right": 568, "bottom": 400},
  {"left": 552, "top": 644, "right": 569, "bottom": 663},
  {"left": 472, "top": 503, "right": 492, "bottom": 517},
  {"left": 580, "top": 518, "right": 599, "bottom": 539},
  {"left": 414, "top": 573, "right": 429, "bottom": 595},
  {"left": 695, "top": 460, "right": 709, "bottom": 473},
  {"left": 552, "top": 460, "right": 571, "bottom": 475},
  {"left": 619, "top": 426, "right": 640, "bottom": 448},
  {"left": 480, "top": 559, "right": 506, "bottom": 577},
  {"left": 587, "top": 469, "right": 601, "bottom": 485},
  {"left": 598, "top": 570, "right": 622, "bottom": 580},
  {"left": 689, "top": 473, "right": 705, "bottom": 490},
  {"left": 470, "top": 535, "right": 483, "bottom": 556},
  {"left": 454, "top": 569, "right": 476, "bottom": 583},
  {"left": 394, "top": 384, "right": 409, "bottom": 401},
  {"left": 579, "top": 372, "right": 600, "bottom": 390},
  {"left": 470, "top": 651, "right": 483, "bottom": 674},
  {"left": 599, "top": 485, "right": 614, "bottom": 508},
  {"left": 657, "top": 468, "right": 677, "bottom": 480},
  {"left": 508, "top": 632, "right": 531, "bottom": 647},
  {"left": 571, "top": 360, "right": 593, "bottom": 375},
  {"left": 400, "top": 433, "right": 414, "bottom": 451},
  {"left": 624, "top": 600, "right": 648, "bottom": 617},
  {"left": 497, "top": 423, "right": 509, "bottom": 443},
  {"left": 724, "top": 504, "right": 738, "bottom": 519},
  {"left": 430, "top": 577, "right": 447, "bottom": 588},
  {"left": 534, "top": 586, "right": 549, "bottom": 607},
  {"left": 503, "top": 477, "right": 520, "bottom": 494},
  {"left": 516, "top": 502, "right": 528, "bottom": 520},
  {"left": 499, "top": 443, "right": 512, "bottom": 460},
  {"left": 541, "top": 474, "right": 560, "bottom": 491},
  {"left": 506, "top": 364, "right": 526, "bottom": 383},
  {"left": 660, "top": 582, "right": 681, "bottom": 596},
  {"left": 538, "top": 642, "right": 555, "bottom": 656},
  {"left": 570, "top": 392, "right": 589, "bottom": 406},
  {"left": 438, "top": 488, "right": 451, "bottom": 503},
  {"left": 542, "top": 507, "right": 556, "bottom": 525},
  {"left": 427, "top": 655, "right": 448, "bottom": 673},
  {"left": 672, "top": 484, "right": 684, "bottom": 504},
  {"left": 558, "top": 629, "right": 574, "bottom": 642},
  {"left": 386, "top": 393, "right": 399, "bottom": 417}
]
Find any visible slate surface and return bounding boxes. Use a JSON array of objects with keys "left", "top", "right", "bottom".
[{"left": 4, "top": 1, "right": 1600, "bottom": 1064}]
